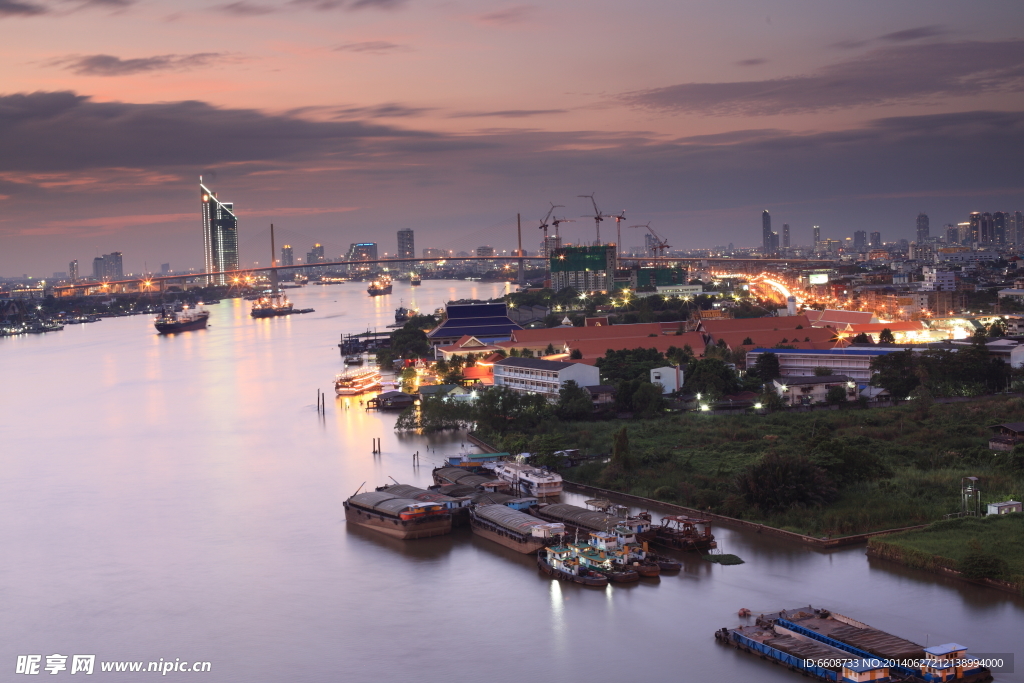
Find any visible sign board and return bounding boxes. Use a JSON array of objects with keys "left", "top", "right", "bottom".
[{"left": 808, "top": 273, "right": 829, "bottom": 285}]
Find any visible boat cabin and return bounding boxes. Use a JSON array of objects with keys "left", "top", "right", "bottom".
[
  {"left": 588, "top": 531, "right": 618, "bottom": 552},
  {"left": 840, "top": 659, "right": 890, "bottom": 682},
  {"left": 921, "top": 643, "right": 979, "bottom": 681}
]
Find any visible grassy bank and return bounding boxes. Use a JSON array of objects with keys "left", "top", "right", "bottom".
[
  {"left": 868, "top": 514, "right": 1024, "bottom": 593},
  {"left": 518, "top": 396, "right": 1024, "bottom": 536}
]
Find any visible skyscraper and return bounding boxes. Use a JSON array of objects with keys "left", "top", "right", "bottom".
[
  {"left": 306, "top": 243, "right": 324, "bottom": 265},
  {"left": 200, "top": 179, "right": 239, "bottom": 285},
  {"left": 92, "top": 252, "right": 123, "bottom": 280},
  {"left": 813, "top": 225, "right": 821, "bottom": 244},
  {"left": 397, "top": 229, "right": 415, "bottom": 259},
  {"left": 346, "top": 243, "right": 378, "bottom": 273},
  {"left": 761, "top": 210, "right": 772, "bottom": 254},
  {"left": 1016, "top": 211, "right": 1024, "bottom": 245},
  {"left": 916, "top": 213, "right": 929, "bottom": 243},
  {"left": 869, "top": 231, "right": 881, "bottom": 248},
  {"left": 945, "top": 224, "right": 958, "bottom": 244},
  {"left": 68, "top": 259, "right": 78, "bottom": 282},
  {"left": 280, "top": 245, "right": 294, "bottom": 267},
  {"left": 782, "top": 223, "right": 790, "bottom": 248},
  {"left": 853, "top": 230, "right": 867, "bottom": 250},
  {"left": 980, "top": 212, "right": 994, "bottom": 244},
  {"left": 969, "top": 212, "right": 982, "bottom": 243},
  {"left": 993, "top": 212, "right": 1007, "bottom": 245}
]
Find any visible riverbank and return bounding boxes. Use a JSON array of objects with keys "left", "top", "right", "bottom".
[
  {"left": 482, "top": 395, "right": 1024, "bottom": 536},
  {"left": 867, "top": 514, "right": 1024, "bottom": 597}
]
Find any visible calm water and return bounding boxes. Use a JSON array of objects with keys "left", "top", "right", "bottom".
[{"left": 1, "top": 281, "right": 1021, "bottom": 682}]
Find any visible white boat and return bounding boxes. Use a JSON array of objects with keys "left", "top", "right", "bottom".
[
  {"left": 334, "top": 368, "right": 382, "bottom": 396},
  {"left": 491, "top": 461, "right": 562, "bottom": 497}
]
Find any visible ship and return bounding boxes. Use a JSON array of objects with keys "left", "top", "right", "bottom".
[
  {"left": 568, "top": 533, "right": 640, "bottom": 582},
  {"left": 343, "top": 490, "right": 452, "bottom": 539},
  {"left": 334, "top": 368, "right": 381, "bottom": 395},
  {"left": 154, "top": 306, "right": 209, "bottom": 334},
  {"left": 410, "top": 274, "right": 421, "bottom": 286},
  {"left": 394, "top": 302, "right": 418, "bottom": 323},
  {"left": 491, "top": 461, "right": 562, "bottom": 497},
  {"left": 367, "top": 276, "right": 393, "bottom": 296},
  {"left": 716, "top": 606, "right": 993, "bottom": 683},
  {"left": 469, "top": 504, "right": 564, "bottom": 554},
  {"left": 537, "top": 546, "right": 608, "bottom": 587},
  {"left": 251, "top": 223, "right": 295, "bottom": 318},
  {"left": 652, "top": 514, "right": 716, "bottom": 552}
]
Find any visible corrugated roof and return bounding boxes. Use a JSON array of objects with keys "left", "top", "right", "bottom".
[
  {"left": 349, "top": 491, "right": 424, "bottom": 515},
  {"left": 474, "top": 504, "right": 547, "bottom": 534},
  {"left": 380, "top": 484, "right": 461, "bottom": 504},
  {"left": 538, "top": 503, "right": 618, "bottom": 531},
  {"left": 699, "top": 315, "right": 811, "bottom": 334},
  {"left": 509, "top": 323, "right": 664, "bottom": 344},
  {"left": 495, "top": 357, "right": 575, "bottom": 371}
]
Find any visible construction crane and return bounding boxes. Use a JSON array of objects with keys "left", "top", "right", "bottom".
[
  {"left": 629, "top": 222, "right": 671, "bottom": 256},
  {"left": 611, "top": 210, "right": 626, "bottom": 256},
  {"left": 551, "top": 215, "right": 575, "bottom": 240},
  {"left": 579, "top": 193, "right": 610, "bottom": 245},
  {"left": 537, "top": 203, "right": 563, "bottom": 249}
]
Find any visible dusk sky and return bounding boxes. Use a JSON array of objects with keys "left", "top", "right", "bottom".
[{"left": 2, "top": 0, "right": 1023, "bottom": 276}]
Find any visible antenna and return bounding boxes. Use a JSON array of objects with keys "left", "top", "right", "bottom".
[{"left": 579, "top": 193, "right": 610, "bottom": 245}]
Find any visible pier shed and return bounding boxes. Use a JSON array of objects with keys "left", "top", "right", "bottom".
[{"left": 988, "top": 423, "right": 1024, "bottom": 451}]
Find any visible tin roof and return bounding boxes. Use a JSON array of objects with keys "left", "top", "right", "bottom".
[
  {"left": 349, "top": 491, "right": 425, "bottom": 515},
  {"left": 474, "top": 504, "right": 549, "bottom": 534},
  {"left": 538, "top": 503, "right": 619, "bottom": 531}
]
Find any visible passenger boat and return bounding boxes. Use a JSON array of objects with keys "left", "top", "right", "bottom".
[
  {"left": 469, "top": 504, "right": 564, "bottom": 553},
  {"left": 367, "top": 276, "right": 393, "bottom": 296},
  {"left": 154, "top": 305, "right": 209, "bottom": 334},
  {"left": 334, "top": 368, "right": 381, "bottom": 395},
  {"left": 652, "top": 515, "right": 716, "bottom": 551},
  {"left": 491, "top": 461, "right": 562, "bottom": 497},
  {"left": 717, "top": 606, "right": 993, "bottom": 683},
  {"left": 537, "top": 547, "right": 608, "bottom": 587},
  {"left": 343, "top": 490, "right": 452, "bottom": 539}
]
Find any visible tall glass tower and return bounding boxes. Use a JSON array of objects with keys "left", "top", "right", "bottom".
[{"left": 200, "top": 178, "right": 239, "bottom": 285}]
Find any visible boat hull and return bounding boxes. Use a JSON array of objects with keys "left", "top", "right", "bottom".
[
  {"left": 155, "top": 314, "right": 209, "bottom": 334},
  {"left": 251, "top": 307, "right": 294, "bottom": 318},
  {"left": 343, "top": 501, "right": 451, "bottom": 539},
  {"left": 470, "top": 516, "right": 547, "bottom": 554},
  {"left": 652, "top": 529, "right": 716, "bottom": 552},
  {"left": 537, "top": 554, "right": 607, "bottom": 586},
  {"left": 367, "top": 285, "right": 393, "bottom": 296}
]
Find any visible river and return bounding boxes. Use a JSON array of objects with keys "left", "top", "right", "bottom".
[{"left": 1, "top": 280, "right": 1020, "bottom": 682}]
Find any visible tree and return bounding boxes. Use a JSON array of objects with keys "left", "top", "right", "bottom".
[
  {"left": 852, "top": 332, "right": 872, "bottom": 344},
  {"left": 878, "top": 328, "right": 896, "bottom": 344},
  {"left": 685, "top": 358, "right": 740, "bottom": 396},
  {"left": 735, "top": 453, "right": 837, "bottom": 512},
  {"left": 825, "top": 384, "right": 847, "bottom": 405},
  {"left": 569, "top": 348, "right": 583, "bottom": 359},
  {"left": 630, "top": 381, "right": 666, "bottom": 418},
  {"left": 989, "top": 319, "right": 1006, "bottom": 337},
  {"left": 959, "top": 540, "right": 1008, "bottom": 580},
  {"left": 544, "top": 343, "right": 557, "bottom": 355},
  {"left": 555, "top": 380, "right": 593, "bottom": 420},
  {"left": 751, "top": 351, "right": 781, "bottom": 381},
  {"left": 869, "top": 349, "right": 919, "bottom": 400},
  {"left": 814, "top": 366, "right": 834, "bottom": 376},
  {"left": 742, "top": 336, "right": 754, "bottom": 345}
]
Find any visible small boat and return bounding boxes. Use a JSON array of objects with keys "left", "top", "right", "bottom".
[
  {"left": 574, "top": 531, "right": 649, "bottom": 581},
  {"left": 537, "top": 547, "right": 608, "bottom": 587},
  {"left": 367, "top": 276, "right": 393, "bottom": 296},
  {"left": 154, "top": 306, "right": 209, "bottom": 334},
  {"left": 335, "top": 368, "right": 381, "bottom": 395},
  {"left": 250, "top": 293, "right": 293, "bottom": 318},
  {"left": 344, "top": 355, "right": 364, "bottom": 366}
]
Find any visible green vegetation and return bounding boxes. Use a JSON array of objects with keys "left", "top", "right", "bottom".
[
  {"left": 869, "top": 514, "right": 1024, "bottom": 593},
  {"left": 869, "top": 335, "right": 1010, "bottom": 399},
  {"left": 375, "top": 317, "right": 436, "bottom": 366},
  {"left": 703, "top": 553, "right": 744, "bottom": 565},
  {"left": 528, "top": 396, "right": 1024, "bottom": 536}
]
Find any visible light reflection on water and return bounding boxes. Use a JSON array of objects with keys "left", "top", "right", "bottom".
[{"left": 1, "top": 280, "right": 1021, "bottom": 682}]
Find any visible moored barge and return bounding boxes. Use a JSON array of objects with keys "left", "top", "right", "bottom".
[
  {"left": 653, "top": 514, "right": 716, "bottom": 552},
  {"left": 470, "top": 504, "right": 564, "bottom": 553},
  {"left": 377, "top": 483, "right": 471, "bottom": 526},
  {"left": 529, "top": 503, "right": 654, "bottom": 541},
  {"left": 343, "top": 490, "right": 452, "bottom": 539},
  {"left": 716, "top": 606, "right": 992, "bottom": 683}
]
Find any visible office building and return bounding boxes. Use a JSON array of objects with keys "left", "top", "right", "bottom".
[
  {"left": 476, "top": 246, "right": 495, "bottom": 257},
  {"left": 994, "top": 212, "right": 1008, "bottom": 246},
  {"left": 550, "top": 244, "right": 617, "bottom": 293},
  {"left": 762, "top": 210, "right": 773, "bottom": 255},
  {"left": 397, "top": 229, "right": 415, "bottom": 259},
  {"left": 869, "top": 231, "right": 881, "bottom": 248},
  {"left": 306, "top": 243, "right": 325, "bottom": 265},
  {"left": 160, "top": 263, "right": 171, "bottom": 274},
  {"left": 346, "top": 243, "right": 378, "bottom": 273},
  {"left": 853, "top": 230, "right": 867, "bottom": 250},
  {"left": 68, "top": 260, "right": 78, "bottom": 282},
  {"left": 916, "top": 213, "right": 929, "bottom": 243},
  {"left": 92, "top": 252, "right": 123, "bottom": 280},
  {"left": 945, "top": 224, "right": 958, "bottom": 244},
  {"left": 813, "top": 225, "right": 821, "bottom": 244},
  {"left": 200, "top": 179, "right": 239, "bottom": 285},
  {"left": 1016, "top": 211, "right": 1024, "bottom": 245},
  {"left": 280, "top": 245, "right": 294, "bottom": 267},
  {"left": 782, "top": 223, "right": 790, "bottom": 248}
]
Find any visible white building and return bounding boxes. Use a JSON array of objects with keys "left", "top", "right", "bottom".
[
  {"left": 493, "top": 357, "right": 600, "bottom": 401},
  {"left": 922, "top": 267, "right": 956, "bottom": 292},
  {"left": 650, "top": 366, "right": 683, "bottom": 393}
]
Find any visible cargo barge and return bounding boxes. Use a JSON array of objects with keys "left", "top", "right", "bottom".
[
  {"left": 716, "top": 606, "right": 992, "bottom": 683},
  {"left": 343, "top": 490, "right": 452, "bottom": 539},
  {"left": 469, "top": 504, "right": 564, "bottom": 553},
  {"left": 377, "top": 483, "right": 471, "bottom": 527},
  {"left": 529, "top": 503, "right": 654, "bottom": 542},
  {"left": 432, "top": 466, "right": 510, "bottom": 493}
]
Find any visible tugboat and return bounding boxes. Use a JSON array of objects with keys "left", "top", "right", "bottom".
[
  {"left": 537, "top": 546, "right": 608, "bottom": 587},
  {"left": 251, "top": 224, "right": 295, "bottom": 318},
  {"left": 367, "top": 275, "right": 393, "bottom": 296},
  {"left": 154, "top": 305, "right": 209, "bottom": 334},
  {"left": 571, "top": 531, "right": 642, "bottom": 582},
  {"left": 394, "top": 301, "right": 417, "bottom": 323}
]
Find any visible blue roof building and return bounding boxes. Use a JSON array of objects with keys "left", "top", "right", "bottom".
[{"left": 427, "top": 302, "right": 523, "bottom": 350}]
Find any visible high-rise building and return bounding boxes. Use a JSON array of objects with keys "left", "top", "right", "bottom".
[
  {"left": 92, "top": 252, "right": 123, "bottom": 280},
  {"left": 945, "top": 224, "right": 959, "bottom": 244},
  {"left": 280, "top": 245, "right": 294, "bottom": 267},
  {"left": 346, "top": 243, "right": 378, "bottom": 273},
  {"left": 958, "top": 222, "right": 971, "bottom": 245},
  {"left": 980, "top": 212, "right": 994, "bottom": 244},
  {"left": 761, "top": 210, "right": 772, "bottom": 255},
  {"left": 1016, "top": 211, "right": 1024, "bottom": 245},
  {"left": 550, "top": 245, "right": 617, "bottom": 293},
  {"left": 476, "top": 246, "right": 495, "bottom": 257},
  {"left": 782, "top": 224, "right": 790, "bottom": 248},
  {"left": 993, "top": 212, "right": 1008, "bottom": 245},
  {"left": 200, "top": 179, "right": 238, "bottom": 285},
  {"left": 813, "top": 225, "right": 821, "bottom": 244},
  {"left": 161, "top": 263, "right": 171, "bottom": 274},
  {"left": 307, "top": 243, "right": 325, "bottom": 265},
  {"left": 68, "top": 259, "right": 78, "bottom": 282},
  {"left": 397, "top": 229, "right": 415, "bottom": 259},
  {"left": 853, "top": 230, "right": 867, "bottom": 250},
  {"left": 916, "top": 213, "right": 929, "bottom": 243},
  {"left": 869, "top": 231, "right": 881, "bottom": 248},
  {"left": 644, "top": 233, "right": 659, "bottom": 256}
]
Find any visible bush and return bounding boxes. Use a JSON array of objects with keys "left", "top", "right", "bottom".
[{"left": 736, "top": 452, "right": 837, "bottom": 512}]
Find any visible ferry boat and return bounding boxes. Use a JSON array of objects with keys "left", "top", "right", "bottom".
[
  {"left": 344, "top": 490, "right": 452, "bottom": 540},
  {"left": 154, "top": 306, "right": 209, "bottom": 334},
  {"left": 537, "top": 546, "right": 608, "bottom": 587},
  {"left": 469, "top": 504, "right": 564, "bottom": 554},
  {"left": 367, "top": 276, "right": 393, "bottom": 296},
  {"left": 652, "top": 514, "right": 716, "bottom": 552},
  {"left": 491, "top": 461, "right": 562, "bottom": 497},
  {"left": 334, "top": 368, "right": 381, "bottom": 395},
  {"left": 716, "top": 606, "right": 993, "bottom": 683}
]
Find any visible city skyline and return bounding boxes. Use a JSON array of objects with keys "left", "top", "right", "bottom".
[{"left": 1, "top": 2, "right": 1023, "bottom": 275}]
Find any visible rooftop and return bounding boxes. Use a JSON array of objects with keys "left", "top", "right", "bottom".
[
  {"left": 775, "top": 375, "right": 854, "bottom": 385},
  {"left": 495, "top": 357, "right": 577, "bottom": 371}
]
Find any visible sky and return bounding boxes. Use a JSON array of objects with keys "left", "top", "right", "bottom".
[{"left": 1, "top": 0, "right": 1024, "bottom": 276}]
